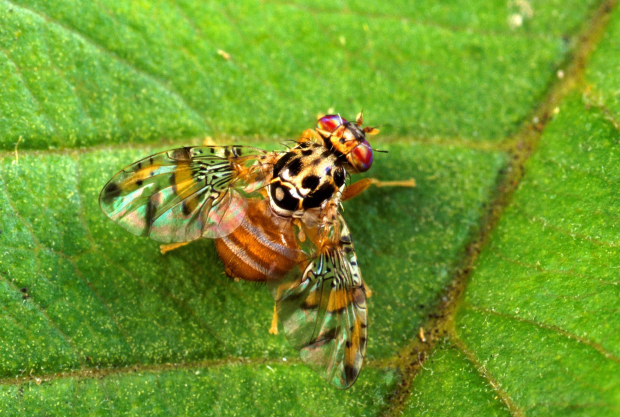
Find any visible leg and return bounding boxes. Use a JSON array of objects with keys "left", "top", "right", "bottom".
[
  {"left": 202, "top": 136, "right": 218, "bottom": 146},
  {"left": 299, "top": 129, "right": 321, "bottom": 144},
  {"left": 160, "top": 242, "right": 191, "bottom": 255},
  {"left": 365, "top": 284, "right": 373, "bottom": 299},
  {"left": 342, "top": 178, "right": 416, "bottom": 201},
  {"left": 269, "top": 304, "right": 279, "bottom": 335}
]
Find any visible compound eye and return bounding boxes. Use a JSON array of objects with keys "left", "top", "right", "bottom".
[
  {"left": 317, "top": 115, "right": 348, "bottom": 135},
  {"left": 347, "top": 140, "right": 373, "bottom": 172}
]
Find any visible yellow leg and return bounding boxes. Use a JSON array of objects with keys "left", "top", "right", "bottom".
[
  {"left": 372, "top": 179, "right": 416, "bottom": 188},
  {"left": 160, "top": 242, "right": 191, "bottom": 255},
  {"left": 298, "top": 128, "right": 321, "bottom": 144},
  {"left": 365, "top": 283, "right": 373, "bottom": 299},
  {"left": 202, "top": 136, "right": 219, "bottom": 146},
  {"left": 269, "top": 304, "right": 279, "bottom": 335},
  {"left": 342, "top": 178, "right": 415, "bottom": 201}
]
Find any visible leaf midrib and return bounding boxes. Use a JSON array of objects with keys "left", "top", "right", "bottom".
[
  {"left": 382, "top": 1, "right": 620, "bottom": 415},
  {"left": 1, "top": 2, "right": 618, "bottom": 416}
]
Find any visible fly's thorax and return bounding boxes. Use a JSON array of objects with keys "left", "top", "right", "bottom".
[{"left": 269, "top": 143, "right": 346, "bottom": 217}]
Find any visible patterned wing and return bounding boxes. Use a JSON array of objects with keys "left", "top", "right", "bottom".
[
  {"left": 270, "top": 214, "right": 368, "bottom": 389},
  {"left": 99, "top": 146, "right": 271, "bottom": 243}
]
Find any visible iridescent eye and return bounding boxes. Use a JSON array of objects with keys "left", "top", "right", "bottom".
[
  {"left": 317, "top": 115, "right": 348, "bottom": 134},
  {"left": 347, "top": 140, "right": 373, "bottom": 173}
]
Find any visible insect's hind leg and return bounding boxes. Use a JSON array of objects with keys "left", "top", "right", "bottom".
[
  {"left": 342, "top": 178, "right": 416, "bottom": 201},
  {"left": 160, "top": 242, "right": 191, "bottom": 255},
  {"left": 269, "top": 304, "right": 279, "bottom": 335}
]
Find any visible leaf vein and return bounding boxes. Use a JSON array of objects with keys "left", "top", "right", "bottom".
[
  {"left": 3, "top": 0, "right": 207, "bottom": 128},
  {"left": 0, "top": 47, "right": 57, "bottom": 137},
  {"left": 450, "top": 330, "right": 525, "bottom": 417},
  {"left": 466, "top": 305, "right": 620, "bottom": 364},
  {"left": 0, "top": 166, "right": 85, "bottom": 367}
]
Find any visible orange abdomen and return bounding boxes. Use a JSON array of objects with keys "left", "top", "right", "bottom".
[{"left": 215, "top": 199, "right": 301, "bottom": 282}]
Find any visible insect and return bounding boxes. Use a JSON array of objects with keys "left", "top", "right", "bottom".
[{"left": 99, "top": 112, "right": 414, "bottom": 389}]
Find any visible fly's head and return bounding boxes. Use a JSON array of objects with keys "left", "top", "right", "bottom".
[{"left": 315, "top": 112, "right": 379, "bottom": 173}]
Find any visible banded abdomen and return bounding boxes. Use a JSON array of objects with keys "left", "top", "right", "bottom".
[{"left": 214, "top": 199, "right": 301, "bottom": 282}]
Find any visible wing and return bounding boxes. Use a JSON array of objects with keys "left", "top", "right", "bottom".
[
  {"left": 269, "top": 213, "right": 368, "bottom": 389},
  {"left": 99, "top": 146, "right": 272, "bottom": 243}
]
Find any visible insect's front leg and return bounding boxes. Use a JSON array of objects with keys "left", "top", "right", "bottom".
[
  {"left": 342, "top": 178, "right": 416, "bottom": 201},
  {"left": 299, "top": 128, "right": 321, "bottom": 144}
]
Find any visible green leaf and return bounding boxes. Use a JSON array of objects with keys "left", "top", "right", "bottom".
[
  {"left": 404, "top": 341, "right": 511, "bottom": 416},
  {"left": 1, "top": 365, "right": 399, "bottom": 416},
  {"left": 404, "top": 6, "right": 620, "bottom": 411},
  {"left": 0, "top": 0, "right": 587, "bottom": 149},
  {"left": 1, "top": 0, "right": 616, "bottom": 415},
  {"left": 449, "top": 96, "right": 620, "bottom": 415}
]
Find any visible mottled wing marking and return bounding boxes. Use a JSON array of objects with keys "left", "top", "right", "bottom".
[
  {"left": 270, "top": 214, "right": 367, "bottom": 389},
  {"left": 99, "top": 146, "right": 269, "bottom": 243}
]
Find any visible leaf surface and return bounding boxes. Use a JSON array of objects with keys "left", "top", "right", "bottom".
[
  {"left": 1, "top": 0, "right": 617, "bottom": 415},
  {"left": 405, "top": 7, "right": 620, "bottom": 412}
]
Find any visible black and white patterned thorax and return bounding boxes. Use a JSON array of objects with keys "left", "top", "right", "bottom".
[{"left": 268, "top": 142, "right": 347, "bottom": 217}]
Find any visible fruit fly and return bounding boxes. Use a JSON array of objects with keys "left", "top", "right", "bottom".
[{"left": 99, "top": 112, "right": 414, "bottom": 389}]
